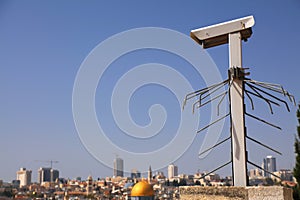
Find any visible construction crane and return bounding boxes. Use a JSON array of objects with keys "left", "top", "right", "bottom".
[{"left": 35, "top": 160, "right": 59, "bottom": 168}]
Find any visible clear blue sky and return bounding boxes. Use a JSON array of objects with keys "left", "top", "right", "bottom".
[{"left": 0, "top": 0, "right": 300, "bottom": 182}]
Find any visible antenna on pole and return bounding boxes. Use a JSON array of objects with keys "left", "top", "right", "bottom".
[{"left": 183, "top": 15, "right": 295, "bottom": 186}]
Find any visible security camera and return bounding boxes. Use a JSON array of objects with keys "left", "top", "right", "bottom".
[{"left": 191, "top": 16, "right": 255, "bottom": 48}]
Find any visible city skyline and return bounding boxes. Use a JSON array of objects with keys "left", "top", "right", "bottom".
[
  {"left": 1, "top": 1, "right": 300, "bottom": 182},
  {"left": 4, "top": 162, "right": 295, "bottom": 199},
  {"left": 7, "top": 154, "right": 289, "bottom": 184}
]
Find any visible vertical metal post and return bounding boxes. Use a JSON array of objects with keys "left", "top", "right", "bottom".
[{"left": 229, "top": 32, "right": 248, "bottom": 186}]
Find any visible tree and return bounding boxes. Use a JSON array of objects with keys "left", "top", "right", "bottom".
[
  {"left": 179, "top": 179, "right": 187, "bottom": 186},
  {"left": 293, "top": 104, "right": 300, "bottom": 200},
  {"left": 165, "top": 179, "right": 170, "bottom": 186},
  {"left": 0, "top": 190, "right": 13, "bottom": 198},
  {"left": 172, "top": 179, "right": 178, "bottom": 187},
  {"left": 195, "top": 180, "right": 201, "bottom": 185},
  {"left": 264, "top": 178, "right": 274, "bottom": 186}
]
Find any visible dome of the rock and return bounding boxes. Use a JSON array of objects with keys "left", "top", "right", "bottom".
[{"left": 131, "top": 180, "right": 154, "bottom": 197}]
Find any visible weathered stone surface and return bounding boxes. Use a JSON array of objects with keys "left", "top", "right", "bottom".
[
  {"left": 247, "top": 186, "right": 292, "bottom": 200},
  {"left": 179, "top": 186, "right": 293, "bottom": 200},
  {"left": 179, "top": 194, "right": 244, "bottom": 200},
  {"left": 180, "top": 186, "right": 247, "bottom": 200}
]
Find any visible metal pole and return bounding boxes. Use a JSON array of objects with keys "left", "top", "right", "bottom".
[{"left": 229, "top": 32, "right": 248, "bottom": 186}]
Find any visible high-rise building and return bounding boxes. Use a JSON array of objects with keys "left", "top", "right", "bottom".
[
  {"left": 38, "top": 167, "right": 59, "bottom": 183},
  {"left": 16, "top": 168, "right": 32, "bottom": 187},
  {"left": 148, "top": 166, "right": 152, "bottom": 183},
  {"left": 51, "top": 169, "right": 59, "bottom": 182},
  {"left": 113, "top": 157, "right": 124, "bottom": 177},
  {"left": 168, "top": 164, "right": 178, "bottom": 179},
  {"left": 38, "top": 167, "right": 51, "bottom": 183},
  {"left": 262, "top": 155, "right": 276, "bottom": 178}
]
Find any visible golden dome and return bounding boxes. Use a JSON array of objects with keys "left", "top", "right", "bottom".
[{"left": 131, "top": 180, "right": 154, "bottom": 197}]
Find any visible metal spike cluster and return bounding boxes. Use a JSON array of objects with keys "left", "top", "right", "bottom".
[{"left": 183, "top": 67, "right": 295, "bottom": 181}]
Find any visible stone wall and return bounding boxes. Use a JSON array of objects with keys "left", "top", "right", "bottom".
[
  {"left": 247, "top": 186, "right": 293, "bottom": 200},
  {"left": 179, "top": 186, "right": 293, "bottom": 200}
]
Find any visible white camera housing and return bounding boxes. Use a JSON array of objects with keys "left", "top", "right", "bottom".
[{"left": 191, "top": 16, "right": 255, "bottom": 48}]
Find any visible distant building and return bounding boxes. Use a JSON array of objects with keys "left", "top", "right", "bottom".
[
  {"left": 38, "top": 167, "right": 59, "bottom": 183},
  {"left": 12, "top": 180, "right": 20, "bottom": 188},
  {"left": 51, "top": 169, "right": 59, "bottom": 182},
  {"left": 131, "top": 169, "right": 141, "bottom": 179},
  {"left": 262, "top": 156, "right": 276, "bottom": 178},
  {"left": 16, "top": 167, "right": 32, "bottom": 187},
  {"left": 38, "top": 167, "right": 50, "bottom": 183},
  {"left": 248, "top": 168, "right": 262, "bottom": 179},
  {"left": 86, "top": 175, "right": 93, "bottom": 195},
  {"left": 154, "top": 171, "right": 165, "bottom": 180},
  {"left": 113, "top": 157, "right": 124, "bottom": 177},
  {"left": 168, "top": 164, "right": 178, "bottom": 179},
  {"left": 204, "top": 173, "right": 220, "bottom": 182},
  {"left": 193, "top": 173, "right": 207, "bottom": 186},
  {"left": 272, "top": 169, "right": 294, "bottom": 182},
  {"left": 148, "top": 166, "right": 152, "bottom": 183}
]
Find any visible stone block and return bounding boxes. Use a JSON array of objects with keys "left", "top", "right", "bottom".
[{"left": 179, "top": 186, "right": 293, "bottom": 200}]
